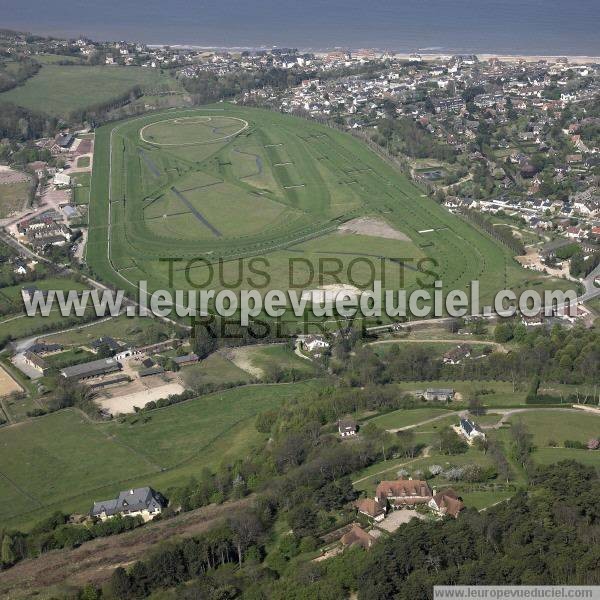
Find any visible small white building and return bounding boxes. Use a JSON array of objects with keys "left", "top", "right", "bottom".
[
  {"left": 303, "top": 335, "right": 330, "bottom": 353},
  {"left": 459, "top": 418, "right": 486, "bottom": 441}
]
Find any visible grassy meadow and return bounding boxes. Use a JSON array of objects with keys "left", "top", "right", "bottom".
[
  {"left": 0, "top": 380, "right": 321, "bottom": 530},
  {"left": 0, "top": 181, "right": 30, "bottom": 218},
  {"left": 0, "top": 65, "right": 179, "bottom": 117}
]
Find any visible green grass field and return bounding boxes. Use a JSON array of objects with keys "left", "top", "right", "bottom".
[
  {"left": 84, "top": 104, "right": 576, "bottom": 326},
  {"left": 0, "top": 65, "right": 179, "bottom": 117},
  {"left": 505, "top": 410, "right": 600, "bottom": 448},
  {"left": 0, "top": 380, "right": 321, "bottom": 530},
  {"left": 365, "top": 407, "right": 454, "bottom": 429},
  {"left": 71, "top": 172, "right": 91, "bottom": 205},
  {"left": 0, "top": 277, "right": 98, "bottom": 341},
  {"left": 40, "top": 313, "right": 174, "bottom": 347},
  {"left": 180, "top": 353, "right": 253, "bottom": 386},
  {"left": 245, "top": 344, "right": 318, "bottom": 376},
  {"left": 0, "top": 180, "right": 29, "bottom": 217}
]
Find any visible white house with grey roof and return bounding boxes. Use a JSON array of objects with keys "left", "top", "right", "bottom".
[
  {"left": 91, "top": 487, "right": 166, "bottom": 522},
  {"left": 459, "top": 418, "right": 486, "bottom": 441}
]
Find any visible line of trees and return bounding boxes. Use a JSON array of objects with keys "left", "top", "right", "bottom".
[
  {"left": 332, "top": 324, "right": 599, "bottom": 387},
  {"left": 0, "top": 57, "right": 40, "bottom": 93},
  {"left": 458, "top": 208, "right": 525, "bottom": 255}
]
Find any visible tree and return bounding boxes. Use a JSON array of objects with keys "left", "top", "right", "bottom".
[
  {"left": 494, "top": 322, "right": 514, "bottom": 343},
  {"left": 435, "top": 427, "right": 468, "bottom": 455},
  {"left": 468, "top": 396, "right": 486, "bottom": 416},
  {"left": 288, "top": 504, "right": 318, "bottom": 538},
  {"left": 228, "top": 510, "right": 264, "bottom": 567},
  {"left": 1, "top": 534, "right": 15, "bottom": 565},
  {"left": 193, "top": 322, "right": 217, "bottom": 359},
  {"left": 96, "top": 342, "right": 113, "bottom": 358},
  {"left": 106, "top": 566, "right": 133, "bottom": 599},
  {"left": 511, "top": 420, "right": 533, "bottom": 471}
]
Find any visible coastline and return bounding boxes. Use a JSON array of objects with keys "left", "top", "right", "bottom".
[{"left": 156, "top": 45, "right": 600, "bottom": 64}]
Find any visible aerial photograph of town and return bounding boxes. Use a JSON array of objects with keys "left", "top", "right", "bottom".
[{"left": 0, "top": 0, "right": 598, "bottom": 598}]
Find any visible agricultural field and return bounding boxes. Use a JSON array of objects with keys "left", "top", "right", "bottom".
[
  {"left": 0, "top": 65, "right": 180, "bottom": 117},
  {"left": 0, "top": 380, "right": 321, "bottom": 530},
  {"left": 86, "top": 104, "right": 576, "bottom": 326}
]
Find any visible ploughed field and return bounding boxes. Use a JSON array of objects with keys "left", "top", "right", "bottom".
[{"left": 86, "top": 105, "right": 575, "bottom": 322}]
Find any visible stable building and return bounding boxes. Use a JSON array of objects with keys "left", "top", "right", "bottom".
[{"left": 60, "top": 357, "right": 122, "bottom": 381}]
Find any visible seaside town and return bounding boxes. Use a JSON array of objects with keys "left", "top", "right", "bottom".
[{"left": 1, "top": 32, "right": 598, "bottom": 285}]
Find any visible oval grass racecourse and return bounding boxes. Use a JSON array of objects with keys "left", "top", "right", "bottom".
[
  {"left": 85, "top": 104, "right": 577, "bottom": 321},
  {"left": 139, "top": 115, "right": 249, "bottom": 146}
]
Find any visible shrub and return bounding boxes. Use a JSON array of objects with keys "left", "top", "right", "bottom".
[{"left": 564, "top": 440, "right": 586, "bottom": 449}]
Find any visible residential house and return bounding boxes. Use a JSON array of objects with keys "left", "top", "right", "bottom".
[
  {"left": 425, "top": 388, "right": 455, "bottom": 402},
  {"left": 459, "top": 418, "right": 486, "bottom": 441},
  {"left": 303, "top": 335, "right": 330, "bottom": 353},
  {"left": 375, "top": 479, "right": 433, "bottom": 509},
  {"left": 338, "top": 418, "right": 358, "bottom": 437},
  {"left": 540, "top": 238, "right": 572, "bottom": 260},
  {"left": 28, "top": 342, "right": 63, "bottom": 355},
  {"left": 23, "top": 351, "right": 49, "bottom": 375},
  {"left": 53, "top": 132, "right": 74, "bottom": 151},
  {"left": 355, "top": 497, "right": 386, "bottom": 522},
  {"left": 521, "top": 312, "right": 545, "bottom": 327},
  {"left": 91, "top": 486, "right": 166, "bottom": 522},
  {"left": 428, "top": 488, "right": 465, "bottom": 518},
  {"left": 566, "top": 226, "right": 583, "bottom": 240},
  {"left": 340, "top": 524, "right": 376, "bottom": 550}
]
